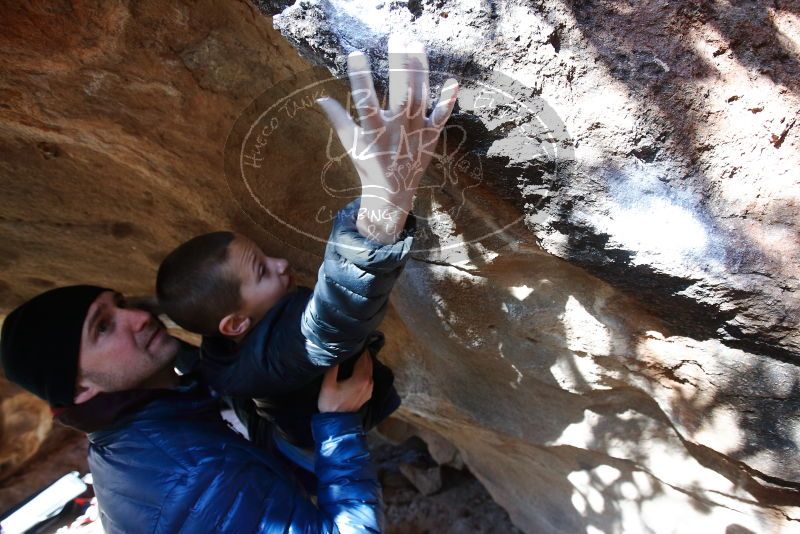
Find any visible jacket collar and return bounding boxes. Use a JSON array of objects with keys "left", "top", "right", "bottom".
[
  {"left": 55, "top": 388, "right": 174, "bottom": 434},
  {"left": 54, "top": 377, "right": 206, "bottom": 434},
  {"left": 199, "top": 287, "right": 311, "bottom": 366}
]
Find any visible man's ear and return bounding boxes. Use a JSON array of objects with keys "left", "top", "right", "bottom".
[
  {"left": 73, "top": 383, "right": 101, "bottom": 405},
  {"left": 218, "top": 313, "right": 251, "bottom": 338}
]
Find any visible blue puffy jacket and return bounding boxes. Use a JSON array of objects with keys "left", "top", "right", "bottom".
[{"left": 78, "top": 385, "right": 382, "bottom": 533}]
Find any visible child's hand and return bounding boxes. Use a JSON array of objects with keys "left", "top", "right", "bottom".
[
  {"left": 317, "top": 36, "right": 459, "bottom": 244},
  {"left": 317, "top": 351, "right": 374, "bottom": 413}
]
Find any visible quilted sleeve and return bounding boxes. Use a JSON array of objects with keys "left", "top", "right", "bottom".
[
  {"left": 153, "top": 414, "right": 381, "bottom": 534},
  {"left": 299, "top": 197, "right": 416, "bottom": 367}
]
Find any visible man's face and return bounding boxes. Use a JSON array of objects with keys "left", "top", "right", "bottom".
[
  {"left": 76, "top": 291, "right": 180, "bottom": 400},
  {"left": 226, "top": 235, "right": 295, "bottom": 329}
]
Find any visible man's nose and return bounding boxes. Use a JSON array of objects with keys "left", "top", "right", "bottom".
[
  {"left": 272, "top": 258, "right": 289, "bottom": 275},
  {"left": 123, "top": 306, "right": 154, "bottom": 332}
]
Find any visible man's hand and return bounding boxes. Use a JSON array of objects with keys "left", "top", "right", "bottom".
[
  {"left": 318, "top": 351, "right": 374, "bottom": 413},
  {"left": 317, "top": 36, "right": 459, "bottom": 244}
]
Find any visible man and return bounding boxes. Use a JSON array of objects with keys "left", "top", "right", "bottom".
[
  {"left": 1, "top": 285, "right": 380, "bottom": 532},
  {"left": 0, "top": 39, "right": 458, "bottom": 532}
]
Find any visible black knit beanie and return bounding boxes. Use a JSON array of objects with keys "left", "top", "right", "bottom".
[{"left": 1, "top": 285, "right": 110, "bottom": 407}]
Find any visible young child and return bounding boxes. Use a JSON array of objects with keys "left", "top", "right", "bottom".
[{"left": 155, "top": 199, "right": 416, "bottom": 459}]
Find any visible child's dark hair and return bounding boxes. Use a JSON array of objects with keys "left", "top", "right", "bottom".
[{"left": 156, "top": 232, "right": 241, "bottom": 336}]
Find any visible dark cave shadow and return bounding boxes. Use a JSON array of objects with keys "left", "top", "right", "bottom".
[
  {"left": 553, "top": 153, "right": 797, "bottom": 363},
  {"left": 555, "top": 0, "right": 800, "bottom": 366}
]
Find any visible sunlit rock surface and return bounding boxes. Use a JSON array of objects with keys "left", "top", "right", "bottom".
[
  {"left": 0, "top": 1, "right": 798, "bottom": 532},
  {"left": 263, "top": 0, "right": 800, "bottom": 532}
]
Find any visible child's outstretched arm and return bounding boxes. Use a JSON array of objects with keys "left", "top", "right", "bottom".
[
  {"left": 222, "top": 202, "right": 413, "bottom": 396},
  {"left": 296, "top": 38, "right": 458, "bottom": 364},
  {"left": 214, "top": 40, "right": 457, "bottom": 396}
]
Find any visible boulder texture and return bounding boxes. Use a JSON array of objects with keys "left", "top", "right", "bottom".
[
  {"left": 0, "top": 0, "right": 798, "bottom": 532},
  {"left": 0, "top": 0, "right": 312, "bottom": 502},
  {"left": 259, "top": 1, "right": 800, "bottom": 532}
]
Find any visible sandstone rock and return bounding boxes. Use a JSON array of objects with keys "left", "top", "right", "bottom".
[
  {"left": 399, "top": 463, "right": 443, "bottom": 496},
  {"left": 376, "top": 417, "right": 418, "bottom": 445},
  {"left": 0, "top": 0, "right": 319, "bottom": 308},
  {"left": 0, "top": 1, "right": 798, "bottom": 533},
  {"left": 0, "top": 380, "right": 52, "bottom": 483},
  {"left": 260, "top": 0, "right": 800, "bottom": 531},
  {"left": 378, "top": 417, "right": 464, "bottom": 469},
  {"left": 267, "top": 0, "right": 800, "bottom": 362}
]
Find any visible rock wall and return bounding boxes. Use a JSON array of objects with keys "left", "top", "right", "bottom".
[
  {"left": 0, "top": 1, "right": 798, "bottom": 532},
  {"left": 0, "top": 0, "right": 316, "bottom": 503}
]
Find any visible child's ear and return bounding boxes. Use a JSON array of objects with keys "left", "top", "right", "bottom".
[{"left": 218, "top": 313, "right": 251, "bottom": 337}]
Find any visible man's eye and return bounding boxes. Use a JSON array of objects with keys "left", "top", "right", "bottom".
[
  {"left": 98, "top": 320, "right": 110, "bottom": 335},
  {"left": 259, "top": 264, "right": 266, "bottom": 279}
]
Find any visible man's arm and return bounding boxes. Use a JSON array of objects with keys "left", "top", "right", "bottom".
[
  {"left": 167, "top": 355, "right": 381, "bottom": 533},
  {"left": 310, "top": 354, "right": 382, "bottom": 531}
]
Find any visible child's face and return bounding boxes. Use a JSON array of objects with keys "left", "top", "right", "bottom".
[{"left": 226, "top": 234, "right": 295, "bottom": 329}]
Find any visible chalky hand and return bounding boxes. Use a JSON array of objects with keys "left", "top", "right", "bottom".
[{"left": 317, "top": 36, "right": 459, "bottom": 243}]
